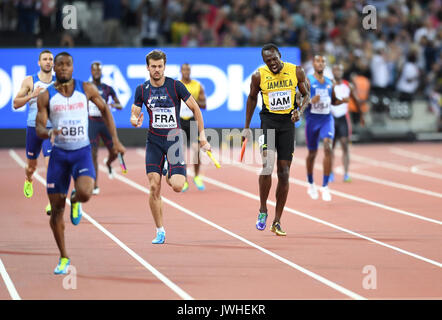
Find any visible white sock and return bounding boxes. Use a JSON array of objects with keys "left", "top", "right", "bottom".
[{"left": 157, "top": 227, "right": 165, "bottom": 233}]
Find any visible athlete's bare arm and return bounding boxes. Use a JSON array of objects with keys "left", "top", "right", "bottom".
[
  {"left": 332, "top": 84, "right": 350, "bottom": 105},
  {"left": 84, "top": 82, "right": 125, "bottom": 154},
  {"left": 35, "top": 90, "right": 58, "bottom": 141},
  {"left": 197, "top": 84, "right": 207, "bottom": 109},
  {"left": 184, "top": 95, "right": 210, "bottom": 150},
  {"left": 130, "top": 104, "right": 143, "bottom": 127},
  {"left": 13, "top": 76, "right": 40, "bottom": 109},
  {"left": 110, "top": 89, "right": 123, "bottom": 110},
  {"left": 349, "top": 82, "right": 364, "bottom": 125},
  {"left": 296, "top": 66, "right": 310, "bottom": 114}
]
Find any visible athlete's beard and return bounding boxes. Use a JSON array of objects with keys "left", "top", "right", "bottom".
[
  {"left": 41, "top": 67, "right": 52, "bottom": 74},
  {"left": 57, "top": 77, "right": 72, "bottom": 84}
]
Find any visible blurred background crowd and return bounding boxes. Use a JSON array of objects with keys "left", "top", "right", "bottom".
[{"left": 0, "top": 0, "right": 441, "bottom": 130}]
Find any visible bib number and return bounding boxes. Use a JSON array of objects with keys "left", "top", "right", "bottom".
[
  {"left": 152, "top": 107, "right": 177, "bottom": 129},
  {"left": 268, "top": 90, "right": 292, "bottom": 111},
  {"left": 58, "top": 119, "right": 87, "bottom": 143},
  {"left": 311, "top": 88, "right": 331, "bottom": 114}
]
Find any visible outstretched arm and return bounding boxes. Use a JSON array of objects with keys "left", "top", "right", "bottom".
[{"left": 244, "top": 71, "right": 260, "bottom": 130}]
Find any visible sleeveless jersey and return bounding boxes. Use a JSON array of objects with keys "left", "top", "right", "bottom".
[
  {"left": 331, "top": 80, "right": 350, "bottom": 118},
  {"left": 305, "top": 74, "right": 333, "bottom": 118},
  {"left": 88, "top": 83, "right": 117, "bottom": 117},
  {"left": 47, "top": 80, "right": 90, "bottom": 150},
  {"left": 180, "top": 79, "right": 201, "bottom": 120},
  {"left": 259, "top": 62, "right": 298, "bottom": 116},
  {"left": 133, "top": 77, "right": 191, "bottom": 137},
  {"left": 28, "top": 73, "right": 55, "bottom": 127}
]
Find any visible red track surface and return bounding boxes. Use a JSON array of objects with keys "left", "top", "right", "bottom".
[{"left": 0, "top": 142, "right": 441, "bottom": 300}]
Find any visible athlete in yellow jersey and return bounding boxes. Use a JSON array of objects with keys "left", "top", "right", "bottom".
[
  {"left": 179, "top": 63, "right": 207, "bottom": 192},
  {"left": 243, "top": 43, "right": 310, "bottom": 236}
]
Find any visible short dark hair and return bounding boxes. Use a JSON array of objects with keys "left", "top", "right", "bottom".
[
  {"left": 145, "top": 50, "right": 167, "bottom": 66},
  {"left": 39, "top": 49, "right": 53, "bottom": 60},
  {"left": 54, "top": 52, "right": 73, "bottom": 63},
  {"left": 91, "top": 61, "right": 102, "bottom": 68},
  {"left": 261, "top": 43, "right": 281, "bottom": 57}
]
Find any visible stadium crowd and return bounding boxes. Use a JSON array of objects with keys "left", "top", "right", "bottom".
[{"left": 1, "top": 0, "right": 441, "bottom": 128}]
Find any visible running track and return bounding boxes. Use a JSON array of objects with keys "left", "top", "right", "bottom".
[{"left": 0, "top": 142, "right": 441, "bottom": 300}]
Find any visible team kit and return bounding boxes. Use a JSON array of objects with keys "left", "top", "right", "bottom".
[{"left": 15, "top": 45, "right": 357, "bottom": 274}]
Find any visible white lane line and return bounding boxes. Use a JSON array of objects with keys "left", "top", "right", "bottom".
[
  {"left": 246, "top": 158, "right": 442, "bottom": 225},
  {"left": 198, "top": 170, "right": 442, "bottom": 269},
  {"left": 293, "top": 155, "right": 442, "bottom": 200},
  {"left": 390, "top": 147, "right": 442, "bottom": 165},
  {"left": 134, "top": 149, "right": 442, "bottom": 268},
  {"left": 8, "top": 149, "right": 193, "bottom": 300},
  {"left": 0, "top": 258, "right": 21, "bottom": 300},
  {"left": 346, "top": 150, "right": 442, "bottom": 181},
  {"left": 106, "top": 155, "right": 366, "bottom": 300}
]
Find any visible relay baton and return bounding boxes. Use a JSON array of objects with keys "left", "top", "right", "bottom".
[
  {"left": 118, "top": 153, "right": 127, "bottom": 174},
  {"left": 240, "top": 138, "right": 248, "bottom": 162},
  {"left": 206, "top": 151, "right": 221, "bottom": 169}
]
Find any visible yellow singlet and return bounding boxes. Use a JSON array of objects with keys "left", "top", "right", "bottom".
[
  {"left": 180, "top": 79, "right": 201, "bottom": 120},
  {"left": 259, "top": 62, "right": 298, "bottom": 115}
]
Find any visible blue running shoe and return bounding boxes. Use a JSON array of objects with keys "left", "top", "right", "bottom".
[
  {"left": 343, "top": 174, "right": 352, "bottom": 182},
  {"left": 152, "top": 231, "right": 166, "bottom": 244},
  {"left": 256, "top": 212, "right": 268, "bottom": 231},
  {"left": 329, "top": 173, "right": 334, "bottom": 183},
  {"left": 70, "top": 189, "right": 82, "bottom": 225},
  {"left": 54, "top": 257, "right": 70, "bottom": 275}
]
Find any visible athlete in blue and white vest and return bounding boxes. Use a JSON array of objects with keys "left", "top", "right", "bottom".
[
  {"left": 35, "top": 52, "right": 126, "bottom": 275},
  {"left": 301, "top": 55, "right": 348, "bottom": 202},
  {"left": 13, "top": 50, "right": 55, "bottom": 214}
]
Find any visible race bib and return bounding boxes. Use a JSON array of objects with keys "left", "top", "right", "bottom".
[
  {"left": 268, "top": 90, "right": 292, "bottom": 111},
  {"left": 311, "top": 88, "right": 331, "bottom": 114},
  {"left": 152, "top": 107, "right": 177, "bottom": 129},
  {"left": 58, "top": 118, "right": 87, "bottom": 143}
]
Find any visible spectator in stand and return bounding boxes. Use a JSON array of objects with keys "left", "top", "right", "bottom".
[{"left": 103, "top": 0, "right": 123, "bottom": 46}]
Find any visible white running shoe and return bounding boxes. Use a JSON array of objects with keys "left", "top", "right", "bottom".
[
  {"left": 307, "top": 183, "right": 319, "bottom": 200},
  {"left": 92, "top": 187, "right": 100, "bottom": 195},
  {"left": 321, "top": 186, "right": 332, "bottom": 201}
]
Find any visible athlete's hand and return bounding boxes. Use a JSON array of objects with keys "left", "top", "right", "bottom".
[
  {"left": 241, "top": 128, "right": 252, "bottom": 142},
  {"left": 311, "top": 95, "right": 320, "bottom": 104},
  {"left": 48, "top": 128, "right": 61, "bottom": 144},
  {"left": 199, "top": 139, "right": 211, "bottom": 153},
  {"left": 112, "top": 139, "right": 126, "bottom": 156},
  {"left": 291, "top": 109, "right": 301, "bottom": 123},
  {"left": 130, "top": 112, "right": 144, "bottom": 127},
  {"left": 111, "top": 103, "right": 123, "bottom": 110},
  {"left": 31, "top": 87, "right": 43, "bottom": 99}
]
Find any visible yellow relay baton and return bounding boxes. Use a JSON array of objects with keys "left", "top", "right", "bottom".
[{"left": 206, "top": 151, "right": 221, "bottom": 169}]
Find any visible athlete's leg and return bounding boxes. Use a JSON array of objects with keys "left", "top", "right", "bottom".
[
  {"left": 168, "top": 174, "right": 186, "bottom": 193},
  {"left": 148, "top": 172, "right": 163, "bottom": 228},
  {"left": 340, "top": 136, "right": 350, "bottom": 176},
  {"left": 274, "top": 159, "right": 291, "bottom": 223},
  {"left": 259, "top": 149, "right": 275, "bottom": 213},
  {"left": 48, "top": 192, "right": 69, "bottom": 259},
  {"left": 91, "top": 145, "right": 99, "bottom": 189},
  {"left": 323, "top": 138, "right": 333, "bottom": 177},
  {"left": 71, "top": 175, "right": 94, "bottom": 203},
  {"left": 25, "top": 158, "right": 38, "bottom": 182}
]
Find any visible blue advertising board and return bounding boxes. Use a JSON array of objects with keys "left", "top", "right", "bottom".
[{"left": 0, "top": 47, "right": 300, "bottom": 129}]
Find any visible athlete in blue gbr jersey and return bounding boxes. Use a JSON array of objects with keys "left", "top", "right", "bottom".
[
  {"left": 301, "top": 55, "right": 349, "bottom": 202},
  {"left": 130, "top": 50, "right": 211, "bottom": 245},
  {"left": 36, "top": 52, "right": 126, "bottom": 274},
  {"left": 13, "top": 50, "right": 55, "bottom": 215}
]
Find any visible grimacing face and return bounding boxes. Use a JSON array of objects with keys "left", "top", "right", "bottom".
[{"left": 262, "top": 49, "right": 283, "bottom": 74}]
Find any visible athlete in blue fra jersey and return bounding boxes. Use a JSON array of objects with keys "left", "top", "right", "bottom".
[
  {"left": 301, "top": 55, "right": 348, "bottom": 201},
  {"left": 13, "top": 50, "right": 55, "bottom": 215},
  {"left": 36, "top": 52, "right": 126, "bottom": 275},
  {"left": 130, "top": 49, "right": 211, "bottom": 245}
]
